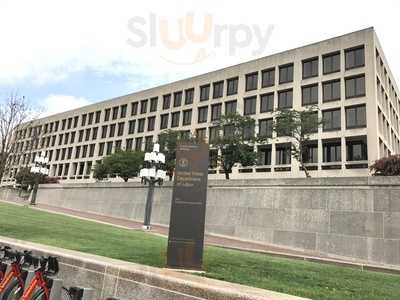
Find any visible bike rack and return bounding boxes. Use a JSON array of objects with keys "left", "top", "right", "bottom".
[{"left": 69, "top": 286, "right": 94, "bottom": 300}]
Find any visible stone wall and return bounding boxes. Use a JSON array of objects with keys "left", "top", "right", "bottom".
[{"left": 2, "top": 177, "right": 400, "bottom": 269}]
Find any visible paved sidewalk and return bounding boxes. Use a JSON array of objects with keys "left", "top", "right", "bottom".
[{"left": 2, "top": 198, "right": 399, "bottom": 274}]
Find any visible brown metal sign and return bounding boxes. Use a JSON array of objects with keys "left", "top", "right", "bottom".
[{"left": 167, "top": 141, "right": 209, "bottom": 270}]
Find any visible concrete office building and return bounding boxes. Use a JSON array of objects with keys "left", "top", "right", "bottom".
[{"left": 2, "top": 27, "right": 400, "bottom": 182}]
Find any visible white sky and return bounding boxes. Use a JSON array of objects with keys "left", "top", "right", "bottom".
[{"left": 0, "top": 0, "right": 399, "bottom": 115}]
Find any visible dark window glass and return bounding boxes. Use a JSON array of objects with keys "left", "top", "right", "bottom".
[
  {"left": 346, "top": 139, "right": 368, "bottom": 161},
  {"left": 104, "top": 109, "right": 111, "bottom": 121},
  {"left": 260, "top": 93, "right": 274, "bottom": 112},
  {"left": 213, "top": 81, "right": 224, "bottom": 98},
  {"left": 109, "top": 124, "right": 115, "bottom": 137},
  {"left": 243, "top": 124, "right": 254, "bottom": 140},
  {"left": 279, "top": 64, "right": 294, "bottom": 84},
  {"left": 126, "top": 138, "right": 133, "bottom": 151},
  {"left": 211, "top": 104, "right": 222, "bottom": 121},
  {"left": 185, "top": 88, "right": 194, "bottom": 104},
  {"left": 81, "top": 115, "right": 87, "bottom": 127},
  {"left": 227, "top": 77, "right": 238, "bottom": 95},
  {"left": 323, "top": 80, "right": 341, "bottom": 102},
  {"left": 67, "top": 118, "right": 72, "bottom": 129},
  {"left": 101, "top": 126, "right": 107, "bottom": 139},
  {"left": 278, "top": 89, "right": 293, "bottom": 108},
  {"left": 135, "top": 137, "right": 143, "bottom": 151},
  {"left": 302, "top": 84, "right": 319, "bottom": 106},
  {"left": 120, "top": 105, "right": 127, "bottom": 118},
  {"left": 171, "top": 112, "right": 180, "bottom": 127},
  {"left": 131, "top": 102, "right": 138, "bottom": 116},
  {"left": 196, "top": 128, "right": 206, "bottom": 141},
  {"left": 346, "top": 105, "right": 366, "bottom": 129},
  {"left": 182, "top": 109, "right": 192, "bottom": 125},
  {"left": 106, "top": 141, "right": 113, "bottom": 155},
  {"left": 245, "top": 72, "right": 258, "bottom": 91},
  {"left": 95, "top": 111, "right": 101, "bottom": 123},
  {"left": 160, "top": 114, "right": 169, "bottom": 129},
  {"left": 89, "top": 144, "right": 95, "bottom": 157},
  {"left": 112, "top": 106, "right": 119, "bottom": 120},
  {"left": 345, "top": 75, "right": 365, "bottom": 98},
  {"left": 145, "top": 136, "right": 153, "bottom": 151},
  {"left": 92, "top": 127, "right": 98, "bottom": 140},
  {"left": 323, "top": 109, "right": 341, "bottom": 131},
  {"left": 225, "top": 100, "right": 237, "bottom": 114},
  {"left": 70, "top": 132, "right": 76, "bottom": 143},
  {"left": 345, "top": 46, "right": 365, "bottom": 70},
  {"left": 140, "top": 100, "right": 148, "bottom": 114},
  {"left": 200, "top": 85, "right": 210, "bottom": 101},
  {"left": 303, "top": 143, "right": 318, "bottom": 163},
  {"left": 86, "top": 114, "right": 93, "bottom": 126},
  {"left": 128, "top": 120, "right": 136, "bottom": 134},
  {"left": 257, "top": 145, "right": 272, "bottom": 165},
  {"left": 61, "top": 119, "right": 66, "bottom": 131},
  {"left": 78, "top": 130, "right": 83, "bottom": 142},
  {"left": 323, "top": 141, "right": 341, "bottom": 162},
  {"left": 276, "top": 144, "right": 291, "bottom": 164},
  {"left": 262, "top": 68, "right": 275, "bottom": 87},
  {"left": 209, "top": 127, "right": 219, "bottom": 143},
  {"left": 150, "top": 97, "right": 158, "bottom": 112},
  {"left": 259, "top": 118, "right": 273, "bottom": 138},
  {"left": 138, "top": 119, "right": 145, "bottom": 132},
  {"left": 73, "top": 117, "right": 79, "bottom": 128},
  {"left": 98, "top": 143, "right": 105, "bottom": 156},
  {"left": 198, "top": 106, "right": 208, "bottom": 123},
  {"left": 244, "top": 96, "right": 256, "bottom": 115},
  {"left": 302, "top": 58, "right": 318, "bottom": 79},
  {"left": 323, "top": 52, "right": 340, "bottom": 74},
  {"left": 173, "top": 91, "right": 182, "bottom": 107},
  {"left": 147, "top": 117, "right": 155, "bottom": 131},
  {"left": 117, "top": 122, "right": 124, "bottom": 136},
  {"left": 163, "top": 94, "right": 171, "bottom": 109}
]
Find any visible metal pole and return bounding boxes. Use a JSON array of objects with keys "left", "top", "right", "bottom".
[
  {"left": 30, "top": 175, "right": 39, "bottom": 205},
  {"left": 143, "top": 180, "right": 155, "bottom": 229}
]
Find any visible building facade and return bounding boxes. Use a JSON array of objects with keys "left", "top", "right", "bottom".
[{"left": 3, "top": 27, "right": 400, "bottom": 182}]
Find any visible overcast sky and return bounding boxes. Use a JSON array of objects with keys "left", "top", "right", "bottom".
[{"left": 1, "top": 0, "right": 399, "bottom": 116}]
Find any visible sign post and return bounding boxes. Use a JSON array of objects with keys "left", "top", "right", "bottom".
[{"left": 167, "top": 141, "right": 209, "bottom": 270}]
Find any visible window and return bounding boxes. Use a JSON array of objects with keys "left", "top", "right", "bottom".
[
  {"left": 171, "top": 112, "right": 180, "bottom": 127},
  {"left": 128, "top": 120, "right": 136, "bottom": 134},
  {"left": 114, "top": 140, "right": 121, "bottom": 152},
  {"left": 245, "top": 72, "right": 258, "bottom": 91},
  {"left": 323, "top": 109, "right": 341, "bottom": 131},
  {"left": 131, "top": 102, "right": 138, "bottom": 116},
  {"left": 262, "top": 68, "right": 275, "bottom": 88},
  {"left": 198, "top": 106, "right": 208, "bottom": 123},
  {"left": 173, "top": 91, "right": 182, "bottom": 107},
  {"left": 106, "top": 141, "right": 113, "bottom": 155},
  {"left": 257, "top": 145, "right": 272, "bottom": 165},
  {"left": 346, "top": 105, "right": 366, "bottom": 129},
  {"left": 81, "top": 114, "right": 87, "bottom": 127},
  {"left": 302, "top": 58, "right": 318, "bottom": 79},
  {"left": 75, "top": 146, "right": 80, "bottom": 159},
  {"left": 163, "top": 94, "right": 171, "bottom": 109},
  {"left": 104, "top": 109, "right": 111, "bottom": 121},
  {"left": 112, "top": 106, "right": 119, "bottom": 120},
  {"left": 345, "top": 46, "right": 365, "bottom": 70},
  {"left": 150, "top": 97, "right": 158, "bottom": 112},
  {"left": 209, "top": 127, "right": 219, "bottom": 143},
  {"left": 70, "top": 131, "right": 76, "bottom": 143},
  {"left": 117, "top": 122, "right": 124, "bottom": 136},
  {"left": 182, "top": 109, "right": 192, "bottom": 125},
  {"left": 345, "top": 75, "right": 365, "bottom": 98},
  {"left": 303, "top": 143, "right": 318, "bottom": 163},
  {"left": 67, "top": 117, "right": 73, "bottom": 129},
  {"left": 200, "top": 84, "right": 210, "bottom": 101},
  {"left": 225, "top": 100, "right": 237, "bottom": 114},
  {"left": 278, "top": 89, "right": 293, "bottom": 108},
  {"left": 73, "top": 116, "right": 79, "bottom": 128},
  {"left": 185, "top": 88, "right": 194, "bottom": 104},
  {"left": 160, "top": 114, "right": 169, "bottom": 129},
  {"left": 147, "top": 116, "right": 155, "bottom": 131},
  {"left": 196, "top": 128, "right": 206, "bottom": 141},
  {"left": 213, "top": 81, "right": 224, "bottom": 98},
  {"left": 140, "top": 100, "right": 148, "bottom": 114},
  {"left": 211, "top": 104, "right": 222, "bottom": 121},
  {"left": 126, "top": 138, "right": 133, "bottom": 151},
  {"left": 346, "top": 139, "right": 368, "bottom": 161},
  {"left": 78, "top": 131, "right": 83, "bottom": 142},
  {"left": 227, "top": 77, "right": 238, "bottom": 95},
  {"left": 92, "top": 127, "right": 98, "bottom": 140},
  {"left": 243, "top": 124, "right": 254, "bottom": 140},
  {"left": 302, "top": 84, "right": 318, "bottom": 106},
  {"left": 244, "top": 96, "right": 256, "bottom": 115},
  {"left": 109, "top": 124, "right": 116, "bottom": 137},
  {"left": 323, "top": 52, "right": 340, "bottom": 74},
  {"left": 89, "top": 144, "right": 95, "bottom": 157},
  {"left": 276, "top": 144, "right": 291, "bottom": 165},
  {"left": 279, "top": 63, "right": 294, "bottom": 84},
  {"left": 119, "top": 105, "right": 127, "bottom": 118},
  {"left": 302, "top": 111, "right": 318, "bottom": 133},
  {"left": 95, "top": 111, "right": 101, "bottom": 123},
  {"left": 145, "top": 136, "right": 153, "bottom": 151},
  {"left": 101, "top": 125, "right": 107, "bottom": 139},
  {"left": 138, "top": 118, "right": 145, "bottom": 133},
  {"left": 260, "top": 93, "right": 274, "bottom": 112},
  {"left": 135, "top": 137, "right": 143, "bottom": 151},
  {"left": 259, "top": 118, "right": 273, "bottom": 138},
  {"left": 323, "top": 80, "right": 341, "bottom": 102},
  {"left": 323, "top": 141, "right": 341, "bottom": 162}
]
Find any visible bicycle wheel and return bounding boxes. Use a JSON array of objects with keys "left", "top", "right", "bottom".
[
  {"left": 61, "top": 287, "right": 72, "bottom": 300},
  {"left": 29, "top": 288, "right": 44, "bottom": 300},
  {"left": 2, "top": 278, "right": 22, "bottom": 300}
]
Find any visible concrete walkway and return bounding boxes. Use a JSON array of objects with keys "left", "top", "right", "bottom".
[{"left": 1, "top": 198, "right": 399, "bottom": 275}]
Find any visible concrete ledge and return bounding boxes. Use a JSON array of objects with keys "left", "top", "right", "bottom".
[{"left": 0, "top": 236, "right": 307, "bottom": 300}]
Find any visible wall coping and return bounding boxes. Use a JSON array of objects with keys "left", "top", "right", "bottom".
[{"left": 0, "top": 236, "right": 307, "bottom": 300}]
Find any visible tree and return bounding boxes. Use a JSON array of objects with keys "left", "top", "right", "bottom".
[
  {"left": 158, "top": 129, "right": 193, "bottom": 180},
  {"left": 93, "top": 150, "right": 144, "bottom": 182},
  {"left": 273, "top": 107, "right": 323, "bottom": 178},
  {"left": 0, "top": 93, "right": 33, "bottom": 180},
  {"left": 370, "top": 155, "right": 400, "bottom": 176},
  {"left": 211, "top": 113, "right": 266, "bottom": 179},
  {"left": 14, "top": 167, "right": 59, "bottom": 189}
]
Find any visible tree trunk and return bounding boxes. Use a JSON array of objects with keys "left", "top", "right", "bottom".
[
  {"left": 224, "top": 167, "right": 230, "bottom": 180},
  {"left": 301, "top": 162, "right": 311, "bottom": 178}
]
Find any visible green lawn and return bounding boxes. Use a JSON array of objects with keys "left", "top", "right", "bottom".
[{"left": 0, "top": 202, "right": 398, "bottom": 300}]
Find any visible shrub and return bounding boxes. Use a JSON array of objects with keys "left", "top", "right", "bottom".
[{"left": 370, "top": 155, "right": 400, "bottom": 176}]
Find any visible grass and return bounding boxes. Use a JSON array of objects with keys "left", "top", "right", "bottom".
[{"left": 0, "top": 202, "right": 399, "bottom": 300}]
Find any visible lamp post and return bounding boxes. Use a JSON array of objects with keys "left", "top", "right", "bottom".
[
  {"left": 139, "top": 143, "right": 166, "bottom": 230},
  {"left": 29, "top": 151, "right": 49, "bottom": 205}
]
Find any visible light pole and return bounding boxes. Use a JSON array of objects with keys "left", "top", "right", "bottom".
[
  {"left": 139, "top": 143, "right": 166, "bottom": 230},
  {"left": 29, "top": 151, "right": 49, "bottom": 205}
]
